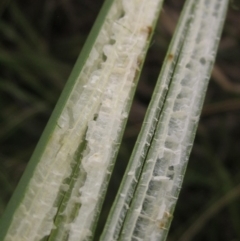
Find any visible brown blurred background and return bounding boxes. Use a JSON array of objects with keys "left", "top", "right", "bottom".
[{"left": 0, "top": 0, "right": 240, "bottom": 240}]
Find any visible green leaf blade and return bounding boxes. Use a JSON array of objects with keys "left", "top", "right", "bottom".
[
  {"left": 104, "top": 0, "right": 229, "bottom": 240},
  {"left": 0, "top": 0, "right": 167, "bottom": 241}
]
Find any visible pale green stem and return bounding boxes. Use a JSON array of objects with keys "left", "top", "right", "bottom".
[
  {"left": 115, "top": 0, "right": 229, "bottom": 240},
  {"left": 100, "top": 1, "right": 194, "bottom": 240}
]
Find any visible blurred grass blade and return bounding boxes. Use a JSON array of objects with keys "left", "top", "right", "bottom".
[
  {"left": 9, "top": 2, "right": 44, "bottom": 51},
  {"left": 0, "top": 0, "right": 164, "bottom": 241},
  {"left": 0, "top": 0, "right": 10, "bottom": 16},
  {"left": 101, "top": 0, "right": 229, "bottom": 241}
]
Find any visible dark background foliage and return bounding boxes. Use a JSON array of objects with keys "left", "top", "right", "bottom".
[{"left": 0, "top": 0, "right": 240, "bottom": 240}]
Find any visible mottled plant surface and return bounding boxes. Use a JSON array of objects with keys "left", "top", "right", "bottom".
[
  {"left": 0, "top": 0, "right": 240, "bottom": 241},
  {"left": 0, "top": 0, "right": 165, "bottom": 240}
]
